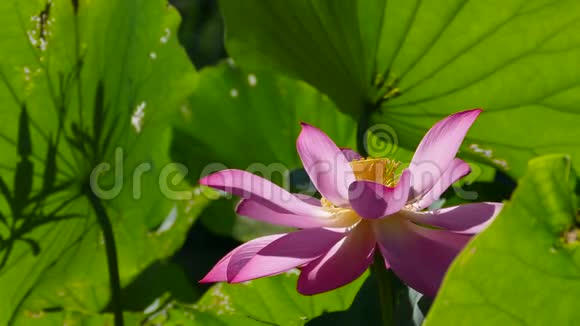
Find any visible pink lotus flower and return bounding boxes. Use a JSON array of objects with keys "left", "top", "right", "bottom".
[{"left": 199, "top": 109, "right": 502, "bottom": 297}]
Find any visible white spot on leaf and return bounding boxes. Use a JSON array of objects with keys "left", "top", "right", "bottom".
[
  {"left": 144, "top": 298, "right": 162, "bottom": 314},
  {"left": 198, "top": 283, "right": 235, "bottom": 315},
  {"left": 131, "top": 101, "right": 147, "bottom": 133},
  {"left": 230, "top": 88, "right": 239, "bottom": 98},
  {"left": 23, "top": 67, "right": 31, "bottom": 81},
  {"left": 248, "top": 74, "right": 257, "bottom": 87},
  {"left": 156, "top": 205, "right": 178, "bottom": 234},
  {"left": 469, "top": 144, "right": 493, "bottom": 157},
  {"left": 27, "top": 30, "right": 38, "bottom": 46},
  {"left": 25, "top": 310, "right": 45, "bottom": 319},
  {"left": 492, "top": 159, "right": 509, "bottom": 170},
  {"left": 470, "top": 144, "right": 509, "bottom": 170},
  {"left": 160, "top": 28, "right": 171, "bottom": 43}
]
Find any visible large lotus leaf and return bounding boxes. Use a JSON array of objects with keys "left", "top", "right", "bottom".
[
  {"left": 219, "top": 0, "right": 580, "bottom": 178},
  {"left": 147, "top": 271, "right": 368, "bottom": 326},
  {"left": 13, "top": 311, "right": 143, "bottom": 326},
  {"left": 426, "top": 155, "right": 580, "bottom": 325},
  {"left": 0, "top": 0, "right": 201, "bottom": 323}
]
